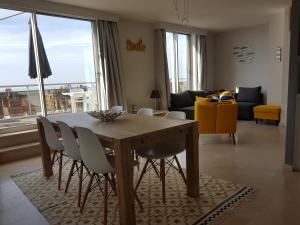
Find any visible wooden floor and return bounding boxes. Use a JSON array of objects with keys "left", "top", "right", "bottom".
[{"left": 1, "top": 121, "right": 300, "bottom": 225}]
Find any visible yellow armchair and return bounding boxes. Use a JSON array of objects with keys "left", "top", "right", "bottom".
[{"left": 195, "top": 100, "right": 237, "bottom": 144}]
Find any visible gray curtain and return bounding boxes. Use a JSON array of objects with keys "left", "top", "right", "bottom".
[
  {"left": 190, "top": 34, "right": 207, "bottom": 90},
  {"left": 28, "top": 20, "right": 52, "bottom": 79},
  {"left": 154, "top": 29, "right": 170, "bottom": 109},
  {"left": 96, "top": 20, "right": 125, "bottom": 109}
]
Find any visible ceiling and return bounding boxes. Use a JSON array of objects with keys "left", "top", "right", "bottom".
[{"left": 45, "top": 0, "right": 292, "bottom": 32}]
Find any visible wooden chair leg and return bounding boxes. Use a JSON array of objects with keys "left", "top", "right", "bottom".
[
  {"left": 51, "top": 151, "right": 57, "bottom": 165},
  {"left": 160, "top": 159, "right": 166, "bottom": 204},
  {"left": 80, "top": 173, "right": 95, "bottom": 213},
  {"left": 58, "top": 151, "right": 63, "bottom": 190},
  {"left": 78, "top": 161, "right": 84, "bottom": 207},
  {"left": 104, "top": 174, "right": 108, "bottom": 225},
  {"left": 134, "top": 191, "right": 144, "bottom": 212},
  {"left": 150, "top": 160, "right": 160, "bottom": 178},
  {"left": 232, "top": 133, "right": 236, "bottom": 145},
  {"left": 174, "top": 155, "right": 187, "bottom": 184},
  {"left": 65, "top": 160, "right": 76, "bottom": 193},
  {"left": 82, "top": 163, "right": 91, "bottom": 177},
  {"left": 135, "top": 159, "right": 150, "bottom": 191},
  {"left": 109, "top": 173, "right": 117, "bottom": 196}
]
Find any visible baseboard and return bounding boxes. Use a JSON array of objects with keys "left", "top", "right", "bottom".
[
  {"left": 283, "top": 163, "right": 294, "bottom": 171},
  {"left": 279, "top": 122, "right": 286, "bottom": 127}
]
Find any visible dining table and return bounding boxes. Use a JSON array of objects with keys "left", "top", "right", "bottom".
[{"left": 37, "top": 112, "right": 199, "bottom": 225}]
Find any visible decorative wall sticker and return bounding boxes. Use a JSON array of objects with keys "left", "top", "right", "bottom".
[
  {"left": 233, "top": 46, "right": 255, "bottom": 64},
  {"left": 126, "top": 39, "right": 145, "bottom": 51}
]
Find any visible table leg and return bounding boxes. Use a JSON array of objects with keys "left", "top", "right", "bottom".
[
  {"left": 186, "top": 122, "right": 199, "bottom": 198},
  {"left": 37, "top": 119, "right": 53, "bottom": 178},
  {"left": 113, "top": 140, "right": 136, "bottom": 225}
]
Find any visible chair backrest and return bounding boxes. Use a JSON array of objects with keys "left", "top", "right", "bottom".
[
  {"left": 57, "top": 121, "right": 81, "bottom": 161},
  {"left": 165, "top": 111, "right": 186, "bottom": 120},
  {"left": 75, "top": 127, "right": 114, "bottom": 174},
  {"left": 137, "top": 108, "right": 154, "bottom": 116},
  {"left": 39, "top": 116, "right": 63, "bottom": 151},
  {"left": 111, "top": 105, "right": 123, "bottom": 113}
]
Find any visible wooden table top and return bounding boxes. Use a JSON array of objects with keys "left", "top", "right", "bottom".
[{"left": 47, "top": 112, "right": 196, "bottom": 141}]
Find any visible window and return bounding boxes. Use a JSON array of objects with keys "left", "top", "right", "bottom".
[
  {"left": 0, "top": 9, "right": 41, "bottom": 133},
  {"left": 166, "top": 32, "right": 190, "bottom": 93},
  {"left": 0, "top": 8, "right": 98, "bottom": 133},
  {"left": 36, "top": 14, "right": 97, "bottom": 114}
]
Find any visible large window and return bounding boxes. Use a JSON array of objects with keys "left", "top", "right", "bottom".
[
  {"left": 166, "top": 32, "right": 190, "bottom": 93},
  {"left": 37, "top": 14, "right": 97, "bottom": 114},
  {"left": 0, "top": 8, "right": 98, "bottom": 133}
]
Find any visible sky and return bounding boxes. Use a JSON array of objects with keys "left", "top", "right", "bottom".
[{"left": 0, "top": 8, "right": 95, "bottom": 88}]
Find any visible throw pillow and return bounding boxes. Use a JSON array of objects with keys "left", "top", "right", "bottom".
[
  {"left": 220, "top": 91, "right": 235, "bottom": 101},
  {"left": 237, "top": 86, "right": 262, "bottom": 102}
]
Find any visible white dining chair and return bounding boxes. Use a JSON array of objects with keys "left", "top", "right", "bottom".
[
  {"left": 137, "top": 108, "right": 154, "bottom": 116},
  {"left": 111, "top": 105, "right": 123, "bottom": 113},
  {"left": 75, "top": 127, "right": 143, "bottom": 225},
  {"left": 39, "top": 116, "right": 64, "bottom": 190},
  {"left": 134, "top": 111, "right": 187, "bottom": 203},
  {"left": 57, "top": 121, "right": 91, "bottom": 207}
]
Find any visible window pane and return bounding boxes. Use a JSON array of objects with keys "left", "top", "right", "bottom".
[
  {"left": 177, "top": 34, "right": 189, "bottom": 92},
  {"left": 36, "top": 14, "right": 97, "bottom": 114},
  {"left": 166, "top": 32, "right": 190, "bottom": 93},
  {"left": 0, "top": 9, "right": 41, "bottom": 133}
]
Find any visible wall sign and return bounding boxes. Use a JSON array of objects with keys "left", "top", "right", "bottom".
[
  {"left": 233, "top": 46, "right": 255, "bottom": 64},
  {"left": 126, "top": 39, "right": 145, "bottom": 52},
  {"left": 276, "top": 47, "right": 282, "bottom": 62}
]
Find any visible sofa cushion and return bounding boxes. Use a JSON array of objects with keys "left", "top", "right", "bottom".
[
  {"left": 170, "top": 91, "right": 194, "bottom": 108},
  {"left": 237, "top": 86, "right": 261, "bottom": 102}
]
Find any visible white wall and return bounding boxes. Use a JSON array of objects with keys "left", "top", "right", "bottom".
[
  {"left": 215, "top": 24, "right": 269, "bottom": 98},
  {"left": 118, "top": 19, "right": 155, "bottom": 111},
  {"left": 214, "top": 10, "right": 290, "bottom": 125},
  {"left": 118, "top": 19, "right": 216, "bottom": 111}
]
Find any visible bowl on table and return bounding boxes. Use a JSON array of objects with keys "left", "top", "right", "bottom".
[{"left": 87, "top": 110, "right": 125, "bottom": 122}]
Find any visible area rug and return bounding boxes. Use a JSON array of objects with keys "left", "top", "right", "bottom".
[{"left": 12, "top": 162, "right": 254, "bottom": 225}]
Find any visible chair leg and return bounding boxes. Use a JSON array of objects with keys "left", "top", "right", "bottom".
[
  {"left": 232, "top": 133, "right": 236, "bottom": 145},
  {"left": 51, "top": 151, "right": 57, "bottom": 165},
  {"left": 134, "top": 191, "right": 144, "bottom": 212},
  {"left": 80, "top": 172, "right": 95, "bottom": 213},
  {"left": 58, "top": 151, "right": 63, "bottom": 190},
  {"left": 150, "top": 160, "right": 160, "bottom": 178},
  {"left": 65, "top": 160, "right": 76, "bottom": 193},
  {"left": 160, "top": 159, "right": 166, "bottom": 204},
  {"left": 78, "top": 161, "right": 84, "bottom": 207},
  {"left": 108, "top": 173, "right": 117, "bottom": 196},
  {"left": 174, "top": 155, "right": 187, "bottom": 184},
  {"left": 104, "top": 174, "right": 108, "bottom": 225},
  {"left": 135, "top": 159, "right": 150, "bottom": 192},
  {"left": 82, "top": 163, "right": 91, "bottom": 177}
]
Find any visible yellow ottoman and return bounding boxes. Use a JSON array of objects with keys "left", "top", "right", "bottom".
[{"left": 253, "top": 105, "right": 281, "bottom": 125}]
